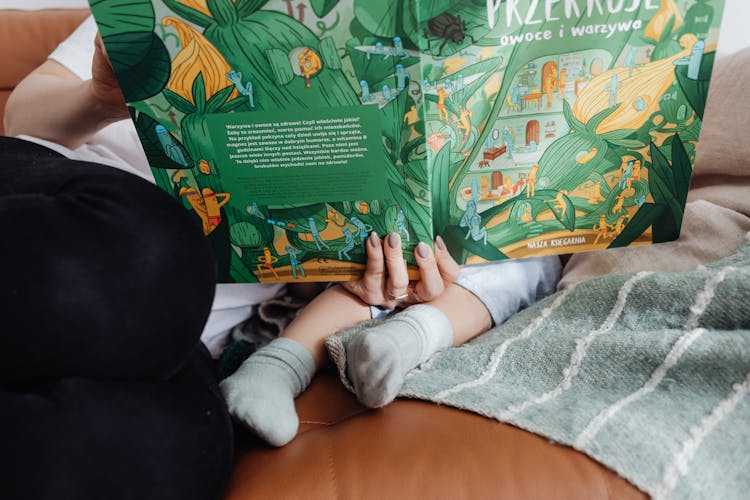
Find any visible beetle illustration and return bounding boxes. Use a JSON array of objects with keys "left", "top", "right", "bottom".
[{"left": 423, "top": 13, "right": 477, "bottom": 57}]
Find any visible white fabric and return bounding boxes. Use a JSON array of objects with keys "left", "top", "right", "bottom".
[{"left": 29, "top": 16, "right": 285, "bottom": 357}]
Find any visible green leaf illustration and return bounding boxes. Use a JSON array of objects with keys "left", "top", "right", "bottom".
[
  {"left": 163, "top": 89, "right": 196, "bottom": 114},
  {"left": 90, "top": 0, "right": 171, "bottom": 102},
  {"left": 311, "top": 0, "right": 341, "bottom": 18},
  {"left": 442, "top": 226, "right": 508, "bottom": 263},
  {"left": 671, "top": 134, "right": 693, "bottom": 206},
  {"left": 609, "top": 203, "right": 665, "bottom": 248},
  {"left": 103, "top": 31, "right": 171, "bottom": 102},
  {"left": 90, "top": 0, "right": 155, "bottom": 38},
  {"left": 675, "top": 51, "right": 715, "bottom": 120},
  {"left": 192, "top": 73, "right": 207, "bottom": 114},
  {"left": 430, "top": 143, "right": 452, "bottom": 234},
  {"left": 206, "top": 85, "right": 236, "bottom": 113},
  {"left": 538, "top": 190, "right": 576, "bottom": 232},
  {"left": 389, "top": 180, "right": 433, "bottom": 246},
  {"left": 130, "top": 107, "right": 194, "bottom": 170}
]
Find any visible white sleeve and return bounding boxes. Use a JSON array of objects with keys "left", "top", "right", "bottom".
[
  {"left": 454, "top": 256, "right": 563, "bottom": 326},
  {"left": 48, "top": 16, "right": 97, "bottom": 80}
]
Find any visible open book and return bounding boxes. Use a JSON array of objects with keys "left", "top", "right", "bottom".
[{"left": 89, "top": 0, "right": 726, "bottom": 283}]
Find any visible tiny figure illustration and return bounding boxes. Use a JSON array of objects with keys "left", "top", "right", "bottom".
[
  {"left": 395, "top": 65, "right": 407, "bottom": 92},
  {"left": 460, "top": 199, "right": 487, "bottom": 244},
  {"left": 464, "top": 212, "right": 488, "bottom": 244},
  {"left": 198, "top": 160, "right": 212, "bottom": 175},
  {"left": 558, "top": 69, "right": 567, "bottom": 99},
  {"left": 359, "top": 80, "right": 371, "bottom": 102},
  {"left": 436, "top": 86, "right": 451, "bottom": 123},
  {"left": 544, "top": 190, "right": 569, "bottom": 219},
  {"left": 395, "top": 209, "right": 410, "bottom": 242},
  {"left": 180, "top": 186, "right": 230, "bottom": 236},
  {"left": 156, "top": 125, "right": 189, "bottom": 167},
  {"left": 367, "top": 42, "right": 384, "bottom": 59},
  {"left": 246, "top": 202, "right": 265, "bottom": 219},
  {"left": 605, "top": 74, "right": 622, "bottom": 107},
  {"left": 299, "top": 217, "right": 330, "bottom": 250},
  {"left": 542, "top": 62, "right": 559, "bottom": 110},
  {"left": 285, "top": 245, "right": 306, "bottom": 279},
  {"left": 455, "top": 74, "right": 465, "bottom": 91},
  {"left": 631, "top": 160, "right": 642, "bottom": 181},
  {"left": 576, "top": 148, "right": 598, "bottom": 164},
  {"left": 226, "top": 69, "right": 255, "bottom": 107},
  {"left": 609, "top": 216, "right": 629, "bottom": 237},
  {"left": 593, "top": 215, "right": 613, "bottom": 245},
  {"left": 634, "top": 96, "right": 649, "bottom": 111},
  {"left": 392, "top": 37, "right": 408, "bottom": 58},
  {"left": 338, "top": 228, "right": 356, "bottom": 261},
  {"left": 674, "top": 39, "right": 705, "bottom": 80},
  {"left": 454, "top": 106, "right": 473, "bottom": 140},
  {"left": 526, "top": 164, "right": 539, "bottom": 198},
  {"left": 298, "top": 48, "right": 322, "bottom": 88},
  {"left": 623, "top": 47, "right": 638, "bottom": 77},
  {"left": 503, "top": 127, "right": 515, "bottom": 159},
  {"left": 511, "top": 84, "right": 522, "bottom": 110},
  {"left": 612, "top": 193, "right": 627, "bottom": 214},
  {"left": 382, "top": 84, "right": 393, "bottom": 101},
  {"left": 619, "top": 160, "right": 634, "bottom": 189},
  {"left": 460, "top": 200, "right": 478, "bottom": 228},
  {"left": 325, "top": 209, "right": 346, "bottom": 227},
  {"left": 349, "top": 216, "right": 373, "bottom": 247},
  {"left": 257, "top": 247, "right": 280, "bottom": 280}
]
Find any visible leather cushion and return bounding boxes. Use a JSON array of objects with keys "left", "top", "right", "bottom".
[{"left": 226, "top": 371, "right": 647, "bottom": 499}]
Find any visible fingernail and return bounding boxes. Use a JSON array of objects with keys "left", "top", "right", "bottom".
[
  {"left": 435, "top": 235, "right": 447, "bottom": 251},
  {"left": 388, "top": 233, "right": 401, "bottom": 249},
  {"left": 417, "top": 242, "right": 430, "bottom": 259},
  {"left": 369, "top": 232, "right": 380, "bottom": 248}
]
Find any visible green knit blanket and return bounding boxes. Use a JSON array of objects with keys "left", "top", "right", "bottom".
[{"left": 328, "top": 233, "right": 750, "bottom": 499}]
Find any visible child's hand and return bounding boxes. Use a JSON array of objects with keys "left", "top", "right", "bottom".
[
  {"left": 91, "top": 33, "right": 128, "bottom": 121},
  {"left": 342, "top": 233, "right": 460, "bottom": 309}
]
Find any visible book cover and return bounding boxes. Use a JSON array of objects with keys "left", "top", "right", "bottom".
[{"left": 89, "top": 0, "right": 726, "bottom": 282}]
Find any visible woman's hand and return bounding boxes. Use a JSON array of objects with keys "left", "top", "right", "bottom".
[
  {"left": 342, "top": 233, "right": 461, "bottom": 309},
  {"left": 91, "top": 33, "right": 129, "bottom": 121},
  {"left": 4, "top": 30, "right": 129, "bottom": 147}
]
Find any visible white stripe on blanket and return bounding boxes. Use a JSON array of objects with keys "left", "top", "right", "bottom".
[
  {"left": 652, "top": 372, "right": 750, "bottom": 500},
  {"left": 434, "top": 284, "right": 577, "bottom": 401},
  {"left": 575, "top": 266, "right": 734, "bottom": 448},
  {"left": 498, "top": 272, "right": 652, "bottom": 421}
]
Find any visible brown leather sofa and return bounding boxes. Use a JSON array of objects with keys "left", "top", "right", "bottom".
[{"left": 0, "top": 9, "right": 645, "bottom": 499}]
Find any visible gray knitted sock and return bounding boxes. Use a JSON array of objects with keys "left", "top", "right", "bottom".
[
  {"left": 219, "top": 337, "right": 315, "bottom": 447},
  {"left": 345, "top": 305, "right": 453, "bottom": 408}
]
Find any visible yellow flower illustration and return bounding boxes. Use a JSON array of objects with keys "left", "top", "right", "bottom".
[
  {"left": 176, "top": 0, "right": 211, "bottom": 17},
  {"left": 573, "top": 35, "right": 698, "bottom": 135},
  {"left": 644, "top": 0, "right": 683, "bottom": 41},
  {"left": 163, "top": 16, "right": 236, "bottom": 103}
]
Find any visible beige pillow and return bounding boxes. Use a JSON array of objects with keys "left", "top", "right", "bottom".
[
  {"left": 559, "top": 48, "right": 750, "bottom": 288},
  {"left": 693, "top": 47, "right": 750, "bottom": 180}
]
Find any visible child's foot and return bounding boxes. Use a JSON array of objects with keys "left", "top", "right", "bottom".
[
  {"left": 345, "top": 305, "right": 453, "bottom": 408},
  {"left": 219, "top": 337, "right": 315, "bottom": 447}
]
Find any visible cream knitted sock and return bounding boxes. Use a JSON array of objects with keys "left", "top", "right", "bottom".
[
  {"left": 345, "top": 305, "right": 453, "bottom": 408},
  {"left": 219, "top": 337, "right": 315, "bottom": 447}
]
